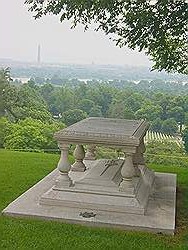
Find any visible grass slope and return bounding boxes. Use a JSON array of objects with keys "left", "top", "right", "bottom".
[{"left": 0, "top": 149, "right": 188, "bottom": 250}]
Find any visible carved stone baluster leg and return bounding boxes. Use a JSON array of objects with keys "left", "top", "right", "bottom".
[
  {"left": 55, "top": 144, "right": 72, "bottom": 188},
  {"left": 119, "top": 153, "right": 135, "bottom": 194},
  {"left": 71, "top": 145, "right": 86, "bottom": 172},
  {"left": 133, "top": 147, "right": 142, "bottom": 177},
  {"left": 139, "top": 138, "right": 146, "bottom": 165},
  {"left": 85, "top": 145, "right": 96, "bottom": 160},
  {"left": 138, "top": 138, "right": 155, "bottom": 188},
  {"left": 133, "top": 138, "right": 146, "bottom": 173}
]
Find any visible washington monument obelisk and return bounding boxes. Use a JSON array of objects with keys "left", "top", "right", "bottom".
[{"left": 37, "top": 44, "right": 41, "bottom": 64}]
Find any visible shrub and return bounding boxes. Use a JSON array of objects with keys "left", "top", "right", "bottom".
[
  {"left": 4, "top": 118, "right": 65, "bottom": 152},
  {"left": 145, "top": 154, "right": 188, "bottom": 168},
  {"left": 0, "top": 117, "right": 9, "bottom": 148},
  {"left": 183, "top": 127, "right": 188, "bottom": 153},
  {"left": 145, "top": 140, "right": 188, "bottom": 167},
  {"left": 146, "top": 140, "right": 185, "bottom": 155}
]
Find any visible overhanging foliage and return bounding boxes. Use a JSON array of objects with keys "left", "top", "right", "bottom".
[{"left": 25, "top": 0, "right": 188, "bottom": 74}]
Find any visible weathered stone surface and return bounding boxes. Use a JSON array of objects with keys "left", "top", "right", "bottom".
[
  {"left": 2, "top": 166, "right": 176, "bottom": 235},
  {"left": 43, "top": 159, "right": 154, "bottom": 215},
  {"left": 54, "top": 117, "right": 149, "bottom": 148},
  {"left": 1, "top": 118, "right": 176, "bottom": 235},
  {"left": 71, "top": 145, "right": 86, "bottom": 172}
]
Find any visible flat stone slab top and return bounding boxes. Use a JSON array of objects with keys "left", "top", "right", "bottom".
[
  {"left": 54, "top": 117, "right": 149, "bottom": 147},
  {"left": 2, "top": 161, "right": 176, "bottom": 235}
]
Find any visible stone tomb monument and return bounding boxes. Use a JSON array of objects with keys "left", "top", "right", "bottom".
[{"left": 3, "top": 118, "right": 176, "bottom": 234}]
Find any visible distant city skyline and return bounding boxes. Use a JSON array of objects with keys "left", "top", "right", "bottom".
[{"left": 0, "top": 0, "right": 152, "bottom": 67}]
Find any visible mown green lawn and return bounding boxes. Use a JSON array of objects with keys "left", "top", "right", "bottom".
[{"left": 0, "top": 149, "right": 188, "bottom": 250}]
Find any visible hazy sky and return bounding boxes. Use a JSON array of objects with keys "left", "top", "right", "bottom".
[{"left": 0, "top": 0, "right": 151, "bottom": 66}]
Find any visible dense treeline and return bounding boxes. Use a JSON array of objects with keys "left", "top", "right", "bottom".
[
  {"left": 29, "top": 77, "right": 188, "bottom": 95},
  {"left": 0, "top": 68, "right": 188, "bottom": 152},
  {"left": 38, "top": 80, "right": 188, "bottom": 135}
]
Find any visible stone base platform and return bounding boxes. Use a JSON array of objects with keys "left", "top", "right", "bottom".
[
  {"left": 40, "top": 159, "right": 155, "bottom": 215},
  {"left": 2, "top": 162, "right": 176, "bottom": 235}
]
